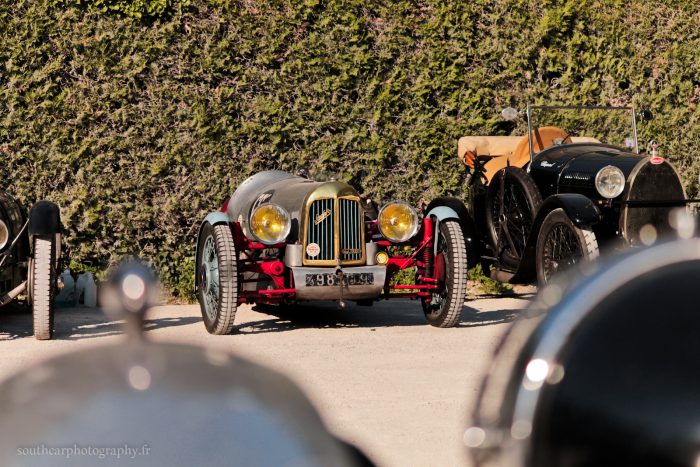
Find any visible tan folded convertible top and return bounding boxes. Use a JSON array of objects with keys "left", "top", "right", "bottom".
[{"left": 458, "top": 133, "right": 600, "bottom": 183}]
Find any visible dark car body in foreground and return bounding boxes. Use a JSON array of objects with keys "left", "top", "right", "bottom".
[
  {"left": 195, "top": 171, "right": 469, "bottom": 334},
  {"left": 466, "top": 238, "right": 700, "bottom": 467},
  {"left": 438, "top": 104, "right": 697, "bottom": 284},
  {"left": 0, "top": 262, "right": 374, "bottom": 466},
  {"left": 0, "top": 195, "right": 61, "bottom": 339}
]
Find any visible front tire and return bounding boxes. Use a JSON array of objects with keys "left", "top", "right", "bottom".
[
  {"left": 536, "top": 208, "right": 599, "bottom": 285},
  {"left": 422, "top": 219, "right": 468, "bottom": 328},
  {"left": 31, "top": 235, "right": 56, "bottom": 340},
  {"left": 197, "top": 223, "right": 239, "bottom": 335}
]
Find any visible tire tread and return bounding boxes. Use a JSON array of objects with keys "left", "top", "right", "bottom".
[
  {"left": 426, "top": 220, "right": 468, "bottom": 328},
  {"left": 197, "top": 223, "right": 239, "bottom": 335},
  {"left": 32, "top": 236, "right": 55, "bottom": 340}
]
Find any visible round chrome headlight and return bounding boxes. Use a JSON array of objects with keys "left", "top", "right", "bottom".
[
  {"left": 250, "top": 204, "right": 291, "bottom": 245},
  {"left": 595, "top": 165, "right": 625, "bottom": 199},
  {"left": 378, "top": 201, "right": 419, "bottom": 242},
  {"left": 0, "top": 220, "right": 8, "bottom": 249}
]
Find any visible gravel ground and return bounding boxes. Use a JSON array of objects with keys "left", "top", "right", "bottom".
[{"left": 0, "top": 293, "right": 533, "bottom": 467}]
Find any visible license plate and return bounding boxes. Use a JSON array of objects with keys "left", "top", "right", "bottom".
[{"left": 305, "top": 272, "right": 374, "bottom": 287}]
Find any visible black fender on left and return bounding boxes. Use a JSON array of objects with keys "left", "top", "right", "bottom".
[{"left": 28, "top": 201, "right": 61, "bottom": 236}]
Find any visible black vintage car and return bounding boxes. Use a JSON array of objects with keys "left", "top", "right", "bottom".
[
  {"left": 429, "top": 104, "right": 697, "bottom": 284},
  {"left": 465, "top": 238, "right": 700, "bottom": 467},
  {"left": 195, "top": 171, "right": 469, "bottom": 334},
  {"left": 0, "top": 195, "right": 61, "bottom": 339}
]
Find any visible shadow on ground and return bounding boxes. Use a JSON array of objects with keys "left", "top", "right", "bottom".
[
  {"left": 237, "top": 296, "right": 531, "bottom": 334},
  {"left": 0, "top": 304, "right": 200, "bottom": 341},
  {"left": 0, "top": 293, "right": 535, "bottom": 339}
]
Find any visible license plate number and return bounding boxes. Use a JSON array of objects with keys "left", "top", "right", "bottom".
[{"left": 305, "top": 273, "right": 374, "bottom": 287}]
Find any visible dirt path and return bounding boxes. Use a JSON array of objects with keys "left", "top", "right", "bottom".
[{"left": 0, "top": 295, "right": 532, "bottom": 467}]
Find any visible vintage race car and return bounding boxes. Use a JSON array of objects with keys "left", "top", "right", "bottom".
[
  {"left": 195, "top": 171, "right": 468, "bottom": 334},
  {"left": 0, "top": 195, "right": 62, "bottom": 339},
  {"left": 432, "top": 104, "right": 698, "bottom": 285}
]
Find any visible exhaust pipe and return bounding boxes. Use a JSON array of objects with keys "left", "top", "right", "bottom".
[{"left": 0, "top": 281, "right": 27, "bottom": 306}]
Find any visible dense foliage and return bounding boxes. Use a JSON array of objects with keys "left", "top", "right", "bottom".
[
  {"left": 52, "top": 0, "right": 189, "bottom": 20},
  {"left": 1, "top": 0, "right": 699, "bottom": 298}
]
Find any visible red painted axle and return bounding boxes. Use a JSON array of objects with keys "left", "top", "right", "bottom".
[{"left": 240, "top": 288, "right": 296, "bottom": 297}]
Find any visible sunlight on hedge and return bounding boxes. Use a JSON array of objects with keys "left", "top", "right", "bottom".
[
  {"left": 1, "top": 0, "right": 699, "bottom": 299},
  {"left": 51, "top": 0, "right": 189, "bottom": 19}
]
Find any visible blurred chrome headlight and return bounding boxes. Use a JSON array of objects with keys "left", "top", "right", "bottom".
[
  {"left": 0, "top": 220, "right": 8, "bottom": 250},
  {"left": 595, "top": 165, "right": 625, "bottom": 199},
  {"left": 378, "top": 201, "right": 419, "bottom": 242},
  {"left": 250, "top": 204, "right": 291, "bottom": 245}
]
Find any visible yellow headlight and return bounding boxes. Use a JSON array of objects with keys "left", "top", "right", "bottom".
[
  {"left": 0, "top": 220, "right": 8, "bottom": 249},
  {"left": 250, "top": 204, "right": 291, "bottom": 244},
  {"left": 378, "top": 202, "right": 419, "bottom": 242}
]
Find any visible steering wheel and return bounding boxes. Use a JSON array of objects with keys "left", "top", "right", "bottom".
[{"left": 558, "top": 128, "right": 577, "bottom": 143}]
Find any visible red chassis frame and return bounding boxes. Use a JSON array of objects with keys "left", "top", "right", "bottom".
[{"left": 230, "top": 218, "right": 445, "bottom": 306}]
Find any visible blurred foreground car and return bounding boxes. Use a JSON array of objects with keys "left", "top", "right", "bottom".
[
  {"left": 0, "top": 196, "right": 61, "bottom": 339},
  {"left": 465, "top": 238, "right": 700, "bottom": 467},
  {"left": 195, "top": 171, "right": 469, "bottom": 334},
  {"left": 446, "top": 104, "right": 698, "bottom": 284},
  {"left": 0, "top": 262, "right": 372, "bottom": 467}
]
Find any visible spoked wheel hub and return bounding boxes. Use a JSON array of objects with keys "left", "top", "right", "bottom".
[
  {"left": 542, "top": 224, "right": 582, "bottom": 280},
  {"left": 485, "top": 167, "right": 543, "bottom": 269},
  {"left": 535, "top": 208, "right": 600, "bottom": 285}
]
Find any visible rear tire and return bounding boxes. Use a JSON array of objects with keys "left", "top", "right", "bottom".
[
  {"left": 31, "top": 235, "right": 56, "bottom": 340},
  {"left": 536, "top": 208, "right": 599, "bottom": 285},
  {"left": 422, "top": 220, "right": 468, "bottom": 328},
  {"left": 197, "top": 223, "right": 239, "bottom": 335},
  {"left": 486, "top": 167, "right": 542, "bottom": 269}
]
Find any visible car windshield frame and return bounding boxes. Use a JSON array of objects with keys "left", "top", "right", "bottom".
[{"left": 525, "top": 105, "right": 639, "bottom": 164}]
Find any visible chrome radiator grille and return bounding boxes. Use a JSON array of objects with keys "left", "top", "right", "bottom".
[
  {"left": 339, "top": 198, "right": 362, "bottom": 262},
  {"left": 306, "top": 198, "right": 335, "bottom": 262},
  {"left": 305, "top": 197, "right": 364, "bottom": 265}
]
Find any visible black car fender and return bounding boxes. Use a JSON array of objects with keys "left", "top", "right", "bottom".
[
  {"left": 513, "top": 194, "right": 601, "bottom": 282},
  {"left": 28, "top": 201, "right": 61, "bottom": 236},
  {"left": 536, "top": 194, "right": 602, "bottom": 229},
  {"left": 425, "top": 197, "right": 479, "bottom": 268}
]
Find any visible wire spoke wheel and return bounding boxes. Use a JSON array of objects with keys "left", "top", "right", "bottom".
[
  {"left": 422, "top": 219, "right": 468, "bottom": 328},
  {"left": 496, "top": 184, "right": 529, "bottom": 254},
  {"left": 542, "top": 224, "right": 583, "bottom": 280},
  {"left": 196, "top": 222, "right": 238, "bottom": 335},
  {"left": 486, "top": 167, "right": 542, "bottom": 269},
  {"left": 536, "top": 208, "right": 599, "bottom": 285}
]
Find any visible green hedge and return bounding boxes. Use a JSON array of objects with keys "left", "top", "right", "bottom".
[
  {"left": 1, "top": 0, "right": 699, "bottom": 299},
  {"left": 51, "top": 0, "right": 189, "bottom": 20}
]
